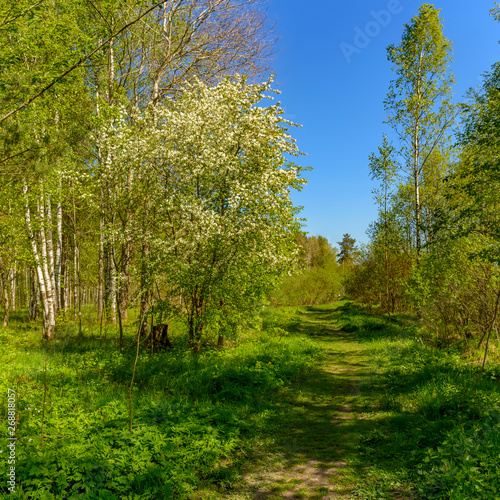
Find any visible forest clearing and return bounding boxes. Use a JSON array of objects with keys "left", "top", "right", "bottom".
[{"left": 2, "top": 1, "right": 500, "bottom": 498}]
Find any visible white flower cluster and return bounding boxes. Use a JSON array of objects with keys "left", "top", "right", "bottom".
[{"left": 92, "top": 75, "right": 308, "bottom": 316}]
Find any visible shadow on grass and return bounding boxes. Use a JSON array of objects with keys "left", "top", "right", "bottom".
[
  {"left": 9, "top": 303, "right": 495, "bottom": 499},
  {"left": 241, "top": 303, "right": 449, "bottom": 498}
]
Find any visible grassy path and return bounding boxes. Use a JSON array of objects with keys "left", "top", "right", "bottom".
[{"left": 231, "top": 304, "right": 415, "bottom": 500}]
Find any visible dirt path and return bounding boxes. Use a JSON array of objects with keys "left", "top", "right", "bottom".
[{"left": 230, "top": 306, "right": 411, "bottom": 500}]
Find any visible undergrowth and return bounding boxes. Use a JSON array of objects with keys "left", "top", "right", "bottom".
[
  {"left": 335, "top": 302, "right": 500, "bottom": 499},
  {"left": 0, "top": 310, "right": 319, "bottom": 499},
  {"left": 3, "top": 303, "right": 500, "bottom": 499}
]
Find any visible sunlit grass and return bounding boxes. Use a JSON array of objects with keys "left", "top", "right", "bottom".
[
  {"left": 0, "top": 307, "right": 320, "bottom": 499},
  {"left": 2, "top": 302, "right": 500, "bottom": 498}
]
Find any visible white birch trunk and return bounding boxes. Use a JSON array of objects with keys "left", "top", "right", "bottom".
[
  {"left": 29, "top": 267, "right": 39, "bottom": 320},
  {"left": 44, "top": 194, "right": 58, "bottom": 313},
  {"left": 55, "top": 190, "right": 63, "bottom": 311},
  {"left": 63, "top": 258, "right": 69, "bottom": 311},
  {"left": 8, "top": 265, "right": 16, "bottom": 312},
  {"left": 23, "top": 185, "right": 55, "bottom": 339},
  {"left": 73, "top": 223, "right": 78, "bottom": 321}
]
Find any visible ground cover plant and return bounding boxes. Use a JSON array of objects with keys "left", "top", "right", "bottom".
[
  {"left": 334, "top": 302, "right": 500, "bottom": 499},
  {"left": 3, "top": 302, "right": 500, "bottom": 499},
  {"left": 228, "top": 302, "right": 500, "bottom": 499},
  {"left": 0, "top": 309, "right": 319, "bottom": 499}
]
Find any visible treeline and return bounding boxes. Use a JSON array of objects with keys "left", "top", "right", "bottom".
[
  {"left": 271, "top": 233, "right": 359, "bottom": 306},
  {"left": 0, "top": 0, "right": 308, "bottom": 348},
  {"left": 348, "top": 4, "right": 500, "bottom": 358}
]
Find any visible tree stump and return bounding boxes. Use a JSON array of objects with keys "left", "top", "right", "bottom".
[{"left": 148, "top": 324, "right": 171, "bottom": 350}]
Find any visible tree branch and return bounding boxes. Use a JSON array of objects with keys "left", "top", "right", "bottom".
[{"left": 0, "top": 0, "right": 165, "bottom": 125}]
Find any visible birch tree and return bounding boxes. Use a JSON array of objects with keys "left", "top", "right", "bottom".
[{"left": 384, "top": 4, "right": 455, "bottom": 260}]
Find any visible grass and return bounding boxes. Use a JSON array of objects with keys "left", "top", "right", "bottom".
[
  {"left": 0, "top": 308, "right": 320, "bottom": 499},
  {"left": 229, "top": 302, "right": 500, "bottom": 499},
  {"left": 2, "top": 302, "right": 500, "bottom": 499}
]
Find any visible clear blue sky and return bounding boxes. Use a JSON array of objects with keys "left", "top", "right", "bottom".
[{"left": 266, "top": 0, "right": 500, "bottom": 247}]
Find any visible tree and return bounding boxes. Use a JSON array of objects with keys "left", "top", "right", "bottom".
[
  {"left": 337, "top": 234, "right": 358, "bottom": 268},
  {"left": 442, "top": 60, "right": 500, "bottom": 262},
  {"left": 385, "top": 4, "right": 455, "bottom": 260},
  {"left": 401, "top": 5, "right": 500, "bottom": 357},
  {"left": 369, "top": 134, "right": 399, "bottom": 319},
  {"left": 272, "top": 235, "right": 342, "bottom": 306},
  {"left": 86, "top": 0, "right": 276, "bottom": 329},
  {"left": 0, "top": 0, "right": 96, "bottom": 340},
  {"left": 100, "top": 76, "right": 306, "bottom": 349},
  {"left": 0, "top": 0, "right": 278, "bottom": 341}
]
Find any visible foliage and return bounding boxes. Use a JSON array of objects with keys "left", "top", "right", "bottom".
[
  {"left": 271, "top": 235, "right": 342, "bottom": 306},
  {"left": 0, "top": 309, "right": 319, "bottom": 499},
  {"left": 331, "top": 302, "right": 500, "bottom": 500},
  {"left": 384, "top": 3, "right": 455, "bottom": 257},
  {"left": 436, "top": 58, "right": 500, "bottom": 263},
  {"left": 345, "top": 241, "right": 412, "bottom": 313},
  {"left": 336, "top": 233, "right": 358, "bottom": 267},
  {"left": 402, "top": 44, "right": 500, "bottom": 347},
  {"left": 0, "top": 0, "right": 280, "bottom": 342},
  {"left": 419, "top": 414, "right": 500, "bottom": 499},
  {"left": 406, "top": 235, "right": 500, "bottom": 347},
  {"left": 98, "top": 76, "right": 307, "bottom": 345}
]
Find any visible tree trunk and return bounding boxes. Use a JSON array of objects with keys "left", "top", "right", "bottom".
[
  {"left": 44, "top": 194, "right": 58, "bottom": 314},
  {"left": 60, "top": 253, "right": 66, "bottom": 313},
  {"left": 104, "top": 241, "right": 117, "bottom": 323},
  {"left": 39, "top": 198, "right": 57, "bottom": 340},
  {"left": 24, "top": 185, "right": 55, "bottom": 340},
  {"left": 384, "top": 181, "right": 391, "bottom": 322},
  {"left": 55, "top": 194, "right": 63, "bottom": 311},
  {"left": 8, "top": 265, "right": 16, "bottom": 313},
  {"left": 119, "top": 241, "right": 131, "bottom": 320},
  {"left": 139, "top": 243, "right": 150, "bottom": 335},
  {"left": 1, "top": 269, "right": 9, "bottom": 328},
  {"left": 98, "top": 217, "right": 104, "bottom": 321},
  {"left": 29, "top": 267, "right": 39, "bottom": 321}
]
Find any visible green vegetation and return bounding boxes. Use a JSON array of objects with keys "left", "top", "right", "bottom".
[
  {"left": 237, "top": 303, "right": 500, "bottom": 499},
  {"left": 349, "top": 4, "right": 500, "bottom": 364},
  {"left": 3, "top": 302, "right": 500, "bottom": 499},
  {"left": 271, "top": 235, "right": 343, "bottom": 307},
  {"left": 2, "top": 2, "right": 500, "bottom": 499},
  {"left": 0, "top": 309, "right": 319, "bottom": 499}
]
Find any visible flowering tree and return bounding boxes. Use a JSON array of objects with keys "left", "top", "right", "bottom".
[{"left": 101, "top": 76, "right": 307, "bottom": 348}]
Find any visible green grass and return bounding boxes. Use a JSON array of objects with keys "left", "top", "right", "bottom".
[
  {"left": 231, "top": 302, "right": 500, "bottom": 499},
  {"left": 2, "top": 303, "right": 500, "bottom": 499},
  {"left": 0, "top": 308, "right": 320, "bottom": 499}
]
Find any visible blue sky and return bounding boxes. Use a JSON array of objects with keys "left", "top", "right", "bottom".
[{"left": 266, "top": 0, "right": 500, "bottom": 248}]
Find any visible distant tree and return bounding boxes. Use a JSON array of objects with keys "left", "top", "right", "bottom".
[
  {"left": 337, "top": 234, "right": 358, "bottom": 267},
  {"left": 272, "top": 234, "right": 342, "bottom": 306},
  {"left": 369, "top": 135, "right": 399, "bottom": 319},
  {"left": 297, "top": 235, "right": 337, "bottom": 269}
]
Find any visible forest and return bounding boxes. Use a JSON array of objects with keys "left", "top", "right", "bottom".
[{"left": 1, "top": 1, "right": 500, "bottom": 499}]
